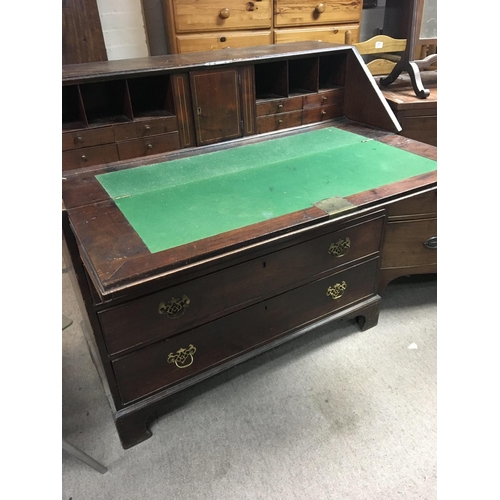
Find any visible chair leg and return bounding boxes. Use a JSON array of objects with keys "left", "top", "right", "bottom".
[{"left": 63, "top": 439, "right": 108, "bottom": 474}]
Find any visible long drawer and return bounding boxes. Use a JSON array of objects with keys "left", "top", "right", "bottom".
[
  {"left": 99, "top": 214, "right": 384, "bottom": 355},
  {"left": 113, "top": 116, "right": 178, "bottom": 141},
  {"left": 112, "top": 256, "right": 379, "bottom": 404},
  {"left": 117, "top": 132, "right": 181, "bottom": 161}
]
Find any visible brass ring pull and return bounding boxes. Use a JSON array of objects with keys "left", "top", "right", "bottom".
[
  {"left": 326, "top": 281, "right": 347, "bottom": 300},
  {"left": 167, "top": 344, "right": 196, "bottom": 369},
  {"left": 328, "top": 237, "right": 350, "bottom": 258},
  {"left": 424, "top": 236, "right": 437, "bottom": 249},
  {"left": 159, "top": 295, "right": 191, "bottom": 318},
  {"left": 220, "top": 8, "right": 230, "bottom": 19},
  {"left": 315, "top": 3, "right": 326, "bottom": 13}
]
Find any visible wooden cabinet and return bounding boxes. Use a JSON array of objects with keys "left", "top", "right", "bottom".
[
  {"left": 164, "top": 0, "right": 362, "bottom": 53},
  {"left": 62, "top": 43, "right": 436, "bottom": 450}
]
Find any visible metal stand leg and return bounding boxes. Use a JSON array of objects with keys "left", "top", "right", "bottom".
[{"left": 63, "top": 439, "right": 108, "bottom": 474}]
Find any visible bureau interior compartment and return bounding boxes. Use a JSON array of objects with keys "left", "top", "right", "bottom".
[
  {"left": 319, "top": 53, "right": 347, "bottom": 89},
  {"left": 255, "top": 60, "right": 288, "bottom": 99},
  {"left": 126, "top": 74, "right": 176, "bottom": 119},
  {"left": 288, "top": 57, "right": 319, "bottom": 96},
  {"left": 62, "top": 85, "right": 87, "bottom": 130},
  {"left": 80, "top": 79, "right": 133, "bottom": 126}
]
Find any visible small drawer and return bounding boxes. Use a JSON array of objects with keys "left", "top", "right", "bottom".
[
  {"left": 386, "top": 189, "right": 437, "bottom": 219},
  {"left": 381, "top": 218, "right": 437, "bottom": 269},
  {"left": 302, "top": 103, "right": 343, "bottom": 124},
  {"left": 303, "top": 88, "right": 344, "bottom": 109},
  {"left": 112, "top": 257, "right": 379, "bottom": 404},
  {"left": 256, "top": 110, "right": 302, "bottom": 133},
  {"left": 117, "top": 132, "right": 181, "bottom": 161},
  {"left": 274, "top": 24, "right": 360, "bottom": 44},
  {"left": 62, "top": 127, "right": 115, "bottom": 152},
  {"left": 99, "top": 214, "right": 384, "bottom": 355},
  {"left": 256, "top": 96, "right": 303, "bottom": 117},
  {"left": 62, "top": 143, "right": 119, "bottom": 171},
  {"left": 174, "top": 0, "right": 272, "bottom": 32},
  {"left": 113, "top": 116, "right": 178, "bottom": 141},
  {"left": 176, "top": 31, "right": 272, "bottom": 53},
  {"left": 274, "top": 0, "right": 362, "bottom": 28}
]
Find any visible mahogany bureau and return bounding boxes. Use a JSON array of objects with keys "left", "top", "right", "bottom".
[{"left": 62, "top": 42, "right": 437, "bottom": 449}]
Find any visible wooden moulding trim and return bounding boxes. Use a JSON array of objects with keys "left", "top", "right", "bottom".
[{"left": 71, "top": 204, "right": 329, "bottom": 297}]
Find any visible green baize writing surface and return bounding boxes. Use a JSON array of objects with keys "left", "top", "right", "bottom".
[{"left": 96, "top": 127, "right": 436, "bottom": 253}]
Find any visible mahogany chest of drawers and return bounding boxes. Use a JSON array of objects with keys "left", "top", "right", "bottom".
[{"left": 62, "top": 43, "right": 437, "bottom": 449}]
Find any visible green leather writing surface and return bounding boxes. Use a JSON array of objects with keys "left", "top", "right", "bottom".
[{"left": 97, "top": 127, "right": 436, "bottom": 253}]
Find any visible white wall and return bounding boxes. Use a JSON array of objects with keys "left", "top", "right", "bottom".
[{"left": 96, "top": 0, "right": 149, "bottom": 60}]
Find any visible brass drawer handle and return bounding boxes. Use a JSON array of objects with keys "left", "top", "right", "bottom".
[
  {"left": 424, "top": 236, "right": 437, "bottom": 249},
  {"left": 158, "top": 295, "right": 191, "bottom": 318},
  {"left": 167, "top": 344, "right": 196, "bottom": 369},
  {"left": 326, "top": 281, "right": 347, "bottom": 300},
  {"left": 315, "top": 3, "right": 326, "bottom": 13},
  {"left": 220, "top": 8, "right": 230, "bottom": 19},
  {"left": 147, "top": 143, "right": 153, "bottom": 149},
  {"left": 328, "top": 237, "right": 350, "bottom": 258},
  {"left": 81, "top": 155, "right": 87, "bottom": 161},
  {"left": 278, "top": 104, "right": 283, "bottom": 109},
  {"left": 144, "top": 125, "right": 151, "bottom": 131}
]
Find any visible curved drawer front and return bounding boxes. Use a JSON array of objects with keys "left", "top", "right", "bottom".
[
  {"left": 99, "top": 214, "right": 384, "bottom": 355},
  {"left": 112, "top": 256, "right": 379, "bottom": 404},
  {"left": 274, "top": 0, "right": 362, "bottom": 28},
  {"left": 174, "top": 0, "right": 272, "bottom": 32},
  {"left": 381, "top": 218, "right": 437, "bottom": 269}
]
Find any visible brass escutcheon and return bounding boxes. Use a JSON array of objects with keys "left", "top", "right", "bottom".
[
  {"left": 328, "top": 237, "right": 350, "bottom": 257},
  {"left": 158, "top": 295, "right": 191, "bottom": 318},
  {"left": 167, "top": 344, "right": 196, "bottom": 369},
  {"left": 326, "top": 281, "right": 347, "bottom": 300}
]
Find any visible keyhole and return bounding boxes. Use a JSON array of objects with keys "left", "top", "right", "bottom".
[
  {"left": 220, "top": 36, "right": 226, "bottom": 42},
  {"left": 197, "top": 107, "right": 202, "bottom": 115},
  {"left": 262, "top": 261, "right": 266, "bottom": 268}
]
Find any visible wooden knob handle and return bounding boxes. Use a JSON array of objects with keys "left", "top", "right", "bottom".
[
  {"left": 220, "top": 8, "right": 230, "bottom": 19},
  {"left": 315, "top": 3, "right": 325, "bottom": 13}
]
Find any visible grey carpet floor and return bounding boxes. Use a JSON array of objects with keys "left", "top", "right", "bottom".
[{"left": 62, "top": 261, "right": 437, "bottom": 500}]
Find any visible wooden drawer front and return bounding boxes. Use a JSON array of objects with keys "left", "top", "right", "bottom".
[
  {"left": 62, "top": 143, "right": 119, "bottom": 171},
  {"left": 173, "top": 0, "right": 272, "bottom": 32},
  {"left": 302, "top": 103, "right": 343, "bottom": 124},
  {"left": 256, "top": 109, "right": 302, "bottom": 133},
  {"left": 274, "top": 1, "right": 362, "bottom": 28},
  {"left": 112, "top": 257, "right": 378, "bottom": 404},
  {"left": 99, "top": 215, "right": 383, "bottom": 355},
  {"left": 62, "top": 127, "right": 115, "bottom": 151},
  {"left": 256, "top": 96, "right": 303, "bottom": 116},
  {"left": 117, "top": 132, "right": 181, "bottom": 161},
  {"left": 176, "top": 31, "right": 272, "bottom": 53},
  {"left": 303, "top": 88, "right": 344, "bottom": 109},
  {"left": 113, "top": 117, "right": 178, "bottom": 141},
  {"left": 381, "top": 218, "right": 437, "bottom": 269},
  {"left": 274, "top": 25, "right": 360, "bottom": 44},
  {"left": 386, "top": 189, "right": 437, "bottom": 218}
]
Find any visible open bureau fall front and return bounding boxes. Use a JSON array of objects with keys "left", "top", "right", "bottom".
[{"left": 62, "top": 42, "right": 437, "bottom": 449}]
